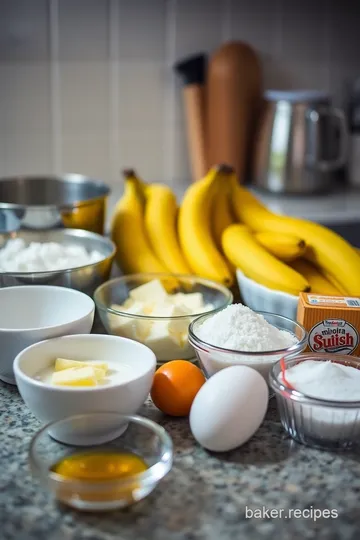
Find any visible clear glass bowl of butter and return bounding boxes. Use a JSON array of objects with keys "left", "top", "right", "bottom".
[{"left": 94, "top": 273, "right": 233, "bottom": 363}]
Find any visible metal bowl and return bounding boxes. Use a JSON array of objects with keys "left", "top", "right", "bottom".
[
  {"left": 0, "top": 174, "right": 110, "bottom": 234},
  {"left": 0, "top": 229, "right": 116, "bottom": 295}
]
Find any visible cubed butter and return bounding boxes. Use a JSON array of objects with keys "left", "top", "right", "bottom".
[
  {"left": 172, "top": 292, "right": 204, "bottom": 311},
  {"left": 144, "top": 321, "right": 184, "bottom": 357},
  {"left": 54, "top": 358, "right": 108, "bottom": 373},
  {"left": 51, "top": 366, "right": 97, "bottom": 387},
  {"left": 109, "top": 301, "right": 152, "bottom": 340},
  {"left": 129, "top": 279, "right": 168, "bottom": 303}
]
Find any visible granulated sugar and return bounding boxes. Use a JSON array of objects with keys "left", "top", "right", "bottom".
[
  {"left": 0, "top": 238, "right": 104, "bottom": 272},
  {"left": 197, "top": 303, "right": 297, "bottom": 352},
  {"left": 283, "top": 360, "right": 360, "bottom": 401},
  {"left": 278, "top": 360, "right": 360, "bottom": 443}
]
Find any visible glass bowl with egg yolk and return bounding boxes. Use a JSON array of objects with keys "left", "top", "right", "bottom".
[
  {"left": 29, "top": 412, "right": 173, "bottom": 511},
  {"left": 94, "top": 273, "right": 233, "bottom": 363}
]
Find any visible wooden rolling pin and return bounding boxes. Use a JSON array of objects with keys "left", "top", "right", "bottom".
[
  {"left": 207, "top": 41, "right": 263, "bottom": 182},
  {"left": 174, "top": 54, "right": 208, "bottom": 182}
]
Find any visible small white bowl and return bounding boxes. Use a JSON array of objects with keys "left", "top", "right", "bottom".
[
  {"left": 13, "top": 334, "right": 156, "bottom": 445},
  {"left": 0, "top": 285, "right": 95, "bottom": 384},
  {"left": 236, "top": 269, "right": 298, "bottom": 320}
]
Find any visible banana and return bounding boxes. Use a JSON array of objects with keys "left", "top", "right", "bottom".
[
  {"left": 110, "top": 176, "right": 167, "bottom": 274},
  {"left": 178, "top": 165, "right": 234, "bottom": 287},
  {"left": 255, "top": 231, "right": 307, "bottom": 262},
  {"left": 230, "top": 176, "right": 360, "bottom": 295},
  {"left": 289, "top": 259, "right": 342, "bottom": 295},
  {"left": 144, "top": 183, "right": 192, "bottom": 275},
  {"left": 121, "top": 168, "right": 147, "bottom": 201},
  {"left": 222, "top": 224, "right": 310, "bottom": 295},
  {"left": 212, "top": 173, "right": 236, "bottom": 251}
]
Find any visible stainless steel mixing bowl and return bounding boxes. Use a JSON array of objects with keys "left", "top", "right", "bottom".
[
  {"left": 0, "top": 229, "right": 116, "bottom": 295},
  {"left": 0, "top": 174, "right": 110, "bottom": 234}
]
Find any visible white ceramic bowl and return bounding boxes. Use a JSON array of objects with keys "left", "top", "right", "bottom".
[
  {"left": 236, "top": 269, "right": 298, "bottom": 320},
  {"left": 0, "top": 285, "right": 95, "bottom": 384},
  {"left": 13, "top": 334, "right": 156, "bottom": 445}
]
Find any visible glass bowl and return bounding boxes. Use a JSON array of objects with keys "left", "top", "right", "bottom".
[
  {"left": 188, "top": 311, "right": 307, "bottom": 383},
  {"left": 94, "top": 273, "right": 233, "bottom": 363},
  {"left": 269, "top": 353, "right": 360, "bottom": 451},
  {"left": 29, "top": 413, "right": 173, "bottom": 511}
]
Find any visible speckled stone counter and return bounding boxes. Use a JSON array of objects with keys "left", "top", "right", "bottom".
[{"left": 1, "top": 319, "right": 360, "bottom": 540}]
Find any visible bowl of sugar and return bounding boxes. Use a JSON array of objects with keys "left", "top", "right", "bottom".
[
  {"left": 270, "top": 353, "right": 360, "bottom": 451},
  {"left": 188, "top": 304, "right": 307, "bottom": 383},
  {"left": 0, "top": 228, "right": 115, "bottom": 295}
]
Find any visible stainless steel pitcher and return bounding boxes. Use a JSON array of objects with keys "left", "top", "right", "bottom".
[{"left": 252, "top": 90, "right": 348, "bottom": 194}]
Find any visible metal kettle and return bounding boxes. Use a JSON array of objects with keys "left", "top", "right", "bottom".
[{"left": 252, "top": 90, "right": 348, "bottom": 194}]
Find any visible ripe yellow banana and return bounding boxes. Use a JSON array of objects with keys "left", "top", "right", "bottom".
[
  {"left": 110, "top": 176, "right": 167, "bottom": 274},
  {"left": 212, "top": 173, "right": 236, "bottom": 251},
  {"left": 144, "top": 183, "right": 192, "bottom": 275},
  {"left": 178, "top": 165, "right": 234, "bottom": 287},
  {"left": 255, "top": 231, "right": 306, "bottom": 262},
  {"left": 222, "top": 224, "right": 310, "bottom": 295},
  {"left": 289, "top": 259, "right": 342, "bottom": 295},
  {"left": 122, "top": 168, "right": 146, "bottom": 199},
  {"left": 230, "top": 176, "right": 360, "bottom": 295}
]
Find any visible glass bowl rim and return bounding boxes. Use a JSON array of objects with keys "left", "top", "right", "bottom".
[
  {"left": 93, "top": 272, "right": 233, "bottom": 320},
  {"left": 269, "top": 353, "right": 360, "bottom": 408},
  {"left": 188, "top": 310, "right": 307, "bottom": 356},
  {"left": 29, "top": 412, "right": 173, "bottom": 490}
]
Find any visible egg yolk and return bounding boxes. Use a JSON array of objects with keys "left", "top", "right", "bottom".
[{"left": 51, "top": 451, "right": 148, "bottom": 481}]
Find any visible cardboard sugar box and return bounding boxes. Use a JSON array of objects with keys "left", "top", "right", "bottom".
[{"left": 297, "top": 293, "right": 360, "bottom": 355}]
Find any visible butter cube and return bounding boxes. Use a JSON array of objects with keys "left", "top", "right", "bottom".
[
  {"left": 129, "top": 279, "right": 168, "bottom": 303},
  {"left": 172, "top": 292, "right": 204, "bottom": 312},
  {"left": 108, "top": 301, "right": 152, "bottom": 340},
  {"left": 144, "top": 321, "right": 183, "bottom": 358},
  {"left": 55, "top": 358, "right": 108, "bottom": 373},
  {"left": 51, "top": 366, "right": 97, "bottom": 387}
]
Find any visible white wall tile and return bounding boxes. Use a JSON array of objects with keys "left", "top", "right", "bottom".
[
  {"left": 58, "top": 0, "right": 109, "bottom": 61},
  {"left": 118, "top": 129, "right": 165, "bottom": 183},
  {"left": 117, "top": 0, "right": 166, "bottom": 62},
  {"left": 60, "top": 134, "right": 111, "bottom": 180},
  {"left": 0, "top": 64, "right": 52, "bottom": 174},
  {"left": 59, "top": 61, "right": 110, "bottom": 179},
  {"left": 175, "top": 0, "right": 223, "bottom": 59},
  {"left": 1, "top": 0, "right": 360, "bottom": 185},
  {"left": 117, "top": 62, "right": 166, "bottom": 130},
  {"left": 230, "top": 0, "right": 279, "bottom": 55},
  {"left": 329, "top": 0, "right": 360, "bottom": 104},
  {"left": 0, "top": 0, "right": 49, "bottom": 62},
  {"left": 59, "top": 62, "right": 109, "bottom": 134}
]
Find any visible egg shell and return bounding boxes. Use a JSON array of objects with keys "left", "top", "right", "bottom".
[{"left": 189, "top": 365, "right": 269, "bottom": 452}]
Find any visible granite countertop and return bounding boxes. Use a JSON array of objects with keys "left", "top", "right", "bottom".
[{"left": 1, "top": 320, "right": 360, "bottom": 540}]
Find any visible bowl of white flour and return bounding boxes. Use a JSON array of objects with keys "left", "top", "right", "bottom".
[
  {"left": 188, "top": 304, "right": 307, "bottom": 383},
  {"left": 0, "top": 228, "right": 115, "bottom": 295}
]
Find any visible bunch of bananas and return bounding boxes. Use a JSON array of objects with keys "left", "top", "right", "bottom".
[
  {"left": 223, "top": 173, "right": 360, "bottom": 296},
  {"left": 110, "top": 166, "right": 234, "bottom": 287},
  {"left": 110, "top": 165, "right": 360, "bottom": 297}
]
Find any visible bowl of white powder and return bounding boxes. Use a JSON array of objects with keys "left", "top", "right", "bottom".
[
  {"left": 270, "top": 353, "right": 360, "bottom": 451},
  {"left": 0, "top": 228, "right": 115, "bottom": 295},
  {"left": 188, "top": 304, "right": 307, "bottom": 383}
]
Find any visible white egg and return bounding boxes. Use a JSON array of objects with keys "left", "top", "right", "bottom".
[{"left": 189, "top": 365, "right": 269, "bottom": 452}]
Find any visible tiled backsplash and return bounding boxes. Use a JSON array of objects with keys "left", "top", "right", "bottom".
[{"left": 0, "top": 0, "right": 359, "bottom": 190}]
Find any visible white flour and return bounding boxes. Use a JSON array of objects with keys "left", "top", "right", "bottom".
[
  {"left": 197, "top": 303, "right": 297, "bottom": 352},
  {"left": 0, "top": 238, "right": 103, "bottom": 272}
]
